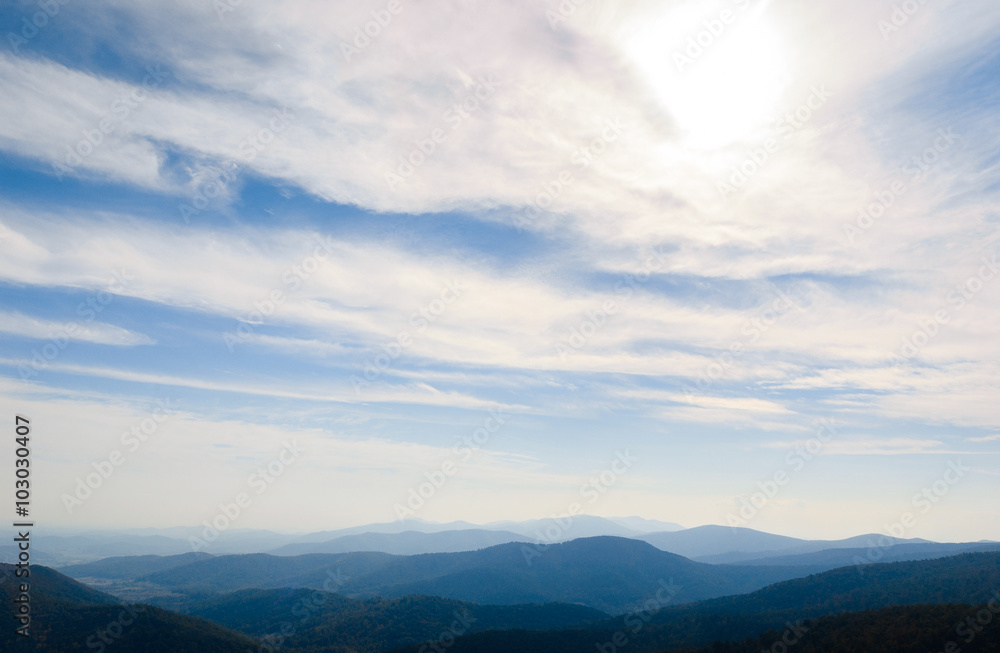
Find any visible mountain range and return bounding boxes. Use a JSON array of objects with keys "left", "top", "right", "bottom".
[
  {"left": 0, "top": 563, "right": 258, "bottom": 652},
  {"left": 388, "top": 551, "right": 1000, "bottom": 653},
  {"left": 11, "top": 517, "right": 997, "bottom": 570},
  {"left": 13, "top": 546, "right": 1000, "bottom": 652},
  {"left": 65, "top": 537, "right": 814, "bottom": 614}
]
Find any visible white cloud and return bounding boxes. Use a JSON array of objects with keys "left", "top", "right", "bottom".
[
  {"left": 0, "top": 358, "right": 524, "bottom": 413},
  {"left": 0, "top": 311, "right": 154, "bottom": 346},
  {"left": 1, "top": 207, "right": 999, "bottom": 429},
  {"left": 969, "top": 434, "right": 1000, "bottom": 443},
  {"left": 1, "top": 0, "right": 995, "bottom": 257},
  {"left": 0, "top": 0, "right": 999, "bottom": 538},
  {"left": 762, "top": 437, "right": 950, "bottom": 456}
]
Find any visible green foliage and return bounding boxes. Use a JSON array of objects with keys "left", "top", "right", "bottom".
[
  {"left": 14, "top": 546, "right": 1000, "bottom": 653},
  {"left": 0, "top": 564, "right": 118, "bottom": 607},
  {"left": 386, "top": 552, "right": 1000, "bottom": 653},
  {"left": 61, "top": 552, "right": 215, "bottom": 580},
  {"left": 140, "top": 551, "right": 396, "bottom": 592},
  {"left": 131, "top": 537, "right": 810, "bottom": 614},
  {"left": 681, "top": 603, "right": 1000, "bottom": 653},
  {"left": 0, "top": 563, "right": 259, "bottom": 652},
  {"left": 176, "top": 589, "right": 609, "bottom": 652}
]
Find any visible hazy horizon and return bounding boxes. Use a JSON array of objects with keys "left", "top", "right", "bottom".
[{"left": 6, "top": 512, "right": 998, "bottom": 546}]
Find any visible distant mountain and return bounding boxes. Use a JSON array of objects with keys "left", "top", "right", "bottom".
[
  {"left": 28, "top": 521, "right": 994, "bottom": 570},
  {"left": 708, "top": 541, "right": 1000, "bottom": 569},
  {"left": 280, "top": 515, "right": 672, "bottom": 550},
  {"left": 45, "top": 539, "right": 1000, "bottom": 653},
  {"left": 61, "top": 552, "right": 215, "bottom": 580},
  {"left": 125, "top": 537, "right": 814, "bottom": 614},
  {"left": 139, "top": 551, "right": 396, "bottom": 593},
  {"left": 0, "top": 563, "right": 259, "bottom": 653},
  {"left": 111, "top": 526, "right": 301, "bottom": 552},
  {"left": 0, "top": 545, "right": 80, "bottom": 567},
  {"left": 605, "top": 517, "right": 685, "bottom": 532},
  {"left": 0, "top": 527, "right": 302, "bottom": 564},
  {"left": 639, "top": 525, "right": 929, "bottom": 561},
  {"left": 484, "top": 515, "right": 646, "bottom": 539},
  {"left": 269, "top": 528, "right": 533, "bottom": 556},
  {"left": 639, "top": 525, "right": 806, "bottom": 557},
  {"left": 289, "top": 518, "right": 488, "bottom": 543},
  {"left": 1, "top": 532, "right": 194, "bottom": 565},
  {"left": 672, "top": 551, "right": 1000, "bottom": 618},
  {"left": 0, "top": 563, "right": 117, "bottom": 606},
  {"left": 385, "top": 551, "right": 1000, "bottom": 653},
  {"left": 173, "top": 589, "right": 609, "bottom": 651}
]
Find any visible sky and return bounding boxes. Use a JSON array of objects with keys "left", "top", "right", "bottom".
[{"left": 0, "top": 0, "right": 998, "bottom": 542}]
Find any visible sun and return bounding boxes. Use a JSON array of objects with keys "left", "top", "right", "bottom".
[{"left": 623, "top": 1, "right": 791, "bottom": 149}]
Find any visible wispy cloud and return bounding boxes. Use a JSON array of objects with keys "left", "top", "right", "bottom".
[
  {"left": 0, "top": 0, "right": 998, "bottom": 539},
  {"left": 0, "top": 311, "right": 154, "bottom": 346},
  {"left": 968, "top": 434, "right": 1000, "bottom": 443},
  {"left": 760, "top": 437, "right": 974, "bottom": 456}
]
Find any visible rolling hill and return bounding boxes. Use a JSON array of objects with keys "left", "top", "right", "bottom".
[
  {"left": 638, "top": 524, "right": 931, "bottom": 560},
  {"left": 386, "top": 551, "right": 1000, "bottom": 653},
  {"left": 138, "top": 551, "right": 397, "bottom": 592},
  {"left": 119, "top": 537, "right": 814, "bottom": 614},
  {"left": 710, "top": 540, "right": 1000, "bottom": 568},
  {"left": 673, "top": 603, "right": 1000, "bottom": 653},
  {"left": 61, "top": 551, "right": 216, "bottom": 580},
  {"left": 0, "top": 563, "right": 260, "bottom": 653},
  {"left": 269, "top": 528, "right": 533, "bottom": 556},
  {"left": 388, "top": 602, "right": 1000, "bottom": 653},
  {"left": 174, "top": 589, "right": 609, "bottom": 651}
]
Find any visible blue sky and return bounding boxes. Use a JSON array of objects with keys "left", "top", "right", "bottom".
[{"left": 0, "top": 0, "right": 998, "bottom": 541}]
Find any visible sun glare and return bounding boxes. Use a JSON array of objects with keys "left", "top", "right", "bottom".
[{"left": 624, "top": 2, "right": 790, "bottom": 148}]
